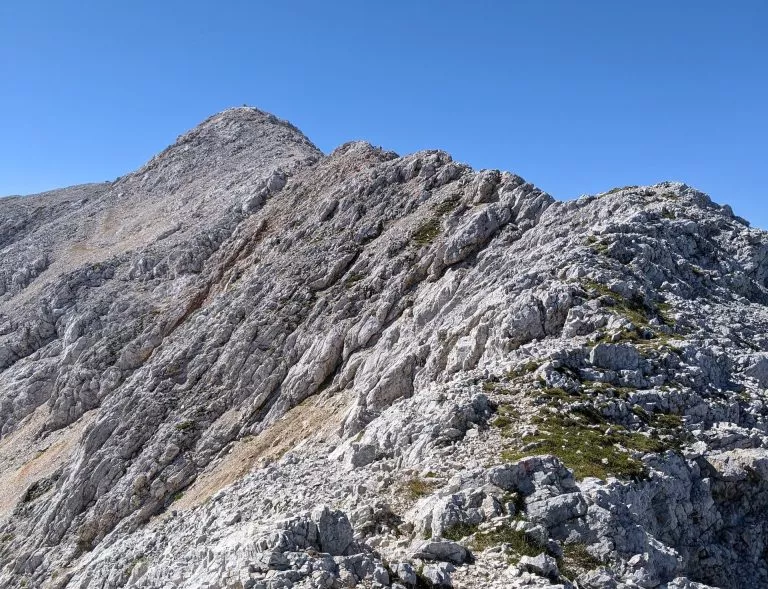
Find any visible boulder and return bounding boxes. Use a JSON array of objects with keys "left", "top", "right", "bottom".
[
  {"left": 519, "top": 553, "right": 559, "bottom": 579},
  {"left": 527, "top": 492, "right": 588, "bottom": 528},
  {"left": 312, "top": 506, "right": 354, "bottom": 556},
  {"left": 590, "top": 343, "right": 640, "bottom": 371},
  {"left": 744, "top": 353, "right": 768, "bottom": 386},
  {"left": 409, "top": 538, "right": 469, "bottom": 564},
  {"left": 422, "top": 562, "right": 456, "bottom": 588}
]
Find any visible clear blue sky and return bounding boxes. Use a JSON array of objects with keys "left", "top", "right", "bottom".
[{"left": 2, "top": 1, "right": 766, "bottom": 225}]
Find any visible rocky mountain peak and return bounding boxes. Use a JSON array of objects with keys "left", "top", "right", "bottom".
[
  {"left": 174, "top": 106, "right": 321, "bottom": 159},
  {"left": 128, "top": 106, "right": 322, "bottom": 198},
  {"left": 0, "top": 108, "right": 767, "bottom": 589}
]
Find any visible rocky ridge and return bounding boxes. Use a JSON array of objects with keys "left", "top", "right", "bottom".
[{"left": 0, "top": 107, "right": 767, "bottom": 589}]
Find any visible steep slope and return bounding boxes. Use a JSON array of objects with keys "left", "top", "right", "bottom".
[
  {"left": 0, "top": 107, "right": 321, "bottom": 433},
  {"left": 1, "top": 109, "right": 767, "bottom": 589}
]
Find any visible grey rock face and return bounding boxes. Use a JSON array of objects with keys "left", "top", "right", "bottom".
[
  {"left": 527, "top": 492, "right": 588, "bottom": 528},
  {"left": 422, "top": 562, "right": 456, "bottom": 588},
  {"left": 0, "top": 108, "right": 767, "bottom": 589},
  {"left": 409, "top": 538, "right": 469, "bottom": 564},
  {"left": 590, "top": 343, "right": 641, "bottom": 371},
  {"left": 311, "top": 506, "right": 355, "bottom": 556},
  {"left": 519, "top": 553, "right": 560, "bottom": 579}
]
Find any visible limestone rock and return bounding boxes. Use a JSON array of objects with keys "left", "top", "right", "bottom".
[
  {"left": 409, "top": 538, "right": 469, "bottom": 565},
  {"left": 1, "top": 108, "right": 768, "bottom": 589},
  {"left": 422, "top": 562, "right": 456, "bottom": 588},
  {"left": 519, "top": 553, "right": 560, "bottom": 579}
]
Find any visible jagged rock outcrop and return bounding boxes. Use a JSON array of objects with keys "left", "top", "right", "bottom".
[{"left": 0, "top": 107, "right": 767, "bottom": 589}]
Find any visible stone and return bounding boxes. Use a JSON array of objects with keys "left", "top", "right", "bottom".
[
  {"left": 311, "top": 506, "right": 354, "bottom": 556},
  {"left": 253, "top": 551, "right": 290, "bottom": 572},
  {"left": 409, "top": 538, "right": 469, "bottom": 564},
  {"left": 344, "top": 443, "right": 378, "bottom": 469},
  {"left": 743, "top": 353, "right": 768, "bottom": 386},
  {"left": 422, "top": 562, "right": 455, "bottom": 588},
  {"left": 579, "top": 568, "right": 619, "bottom": 588},
  {"left": 519, "top": 553, "right": 559, "bottom": 579},
  {"left": 372, "top": 564, "right": 390, "bottom": 585},
  {"left": 589, "top": 343, "right": 641, "bottom": 371},
  {"left": 527, "top": 492, "right": 588, "bottom": 528},
  {"left": 393, "top": 562, "right": 418, "bottom": 586}
]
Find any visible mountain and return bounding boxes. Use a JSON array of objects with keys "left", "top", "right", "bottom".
[{"left": 1, "top": 107, "right": 767, "bottom": 589}]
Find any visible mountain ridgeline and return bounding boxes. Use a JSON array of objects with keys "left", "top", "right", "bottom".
[{"left": 1, "top": 108, "right": 767, "bottom": 589}]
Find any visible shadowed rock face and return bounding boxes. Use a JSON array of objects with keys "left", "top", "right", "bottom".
[{"left": 0, "top": 108, "right": 767, "bottom": 589}]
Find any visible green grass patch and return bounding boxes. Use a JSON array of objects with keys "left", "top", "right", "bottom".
[
  {"left": 471, "top": 526, "right": 542, "bottom": 557},
  {"left": 403, "top": 477, "right": 435, "bottom": 500},
  {"left": 648, "top": 412, "right": 691, "bottom": 449},
  {"left": 582, "top": 279, "right": 678, "bottom": 338},
  {"left": 582, "top": 381, "right": 636, "bottom": 399},
  {"left": 507, "top": 360, "right": 542, "bottom": 379},
  {"left": 652, "top": 413, "right": 683, "bottom": 429},
  {"left": 443, "top": 522, "right": 480, "bottom": 541},
  {"left": 483, "top": 380, "right": 505, "bottom": 393},
  {"left": 559, "top": 543, "right": 603, "bottom": 579},
  {"left": 656, "top": 302, "right": 676, "bottom": 327},
  {"left": 631, "top": 405, "right": 651, "bottom": 423},
  {"left": 412, "top": 218, "right": 442, "bottom": 246},
  {"left": 175, "top": 420, "right": 195, "bottom": 432},
  {"left": 123, "top": 557, "right": 147, "bottom": 580},
  {"left": 433, "top": 196, "right": 460, "bottom": 215},
  {"left": 344, "top": 272, "right": 365, "bottom": 286},
  {"left": 536, "top": 387, "right": 581, "bottom": 403},
  {"left": 571, "top": 404, "right": 606, "bottom": 425},
  {"left": 501, "top": 413, "right": 672, "bottom": 481},
  {"left": 492, "top": 404, "right": 521, "bottom": 433},
  {"left": 581, "top": 280, "right": 651, "bottom": 329},
  {"left": 595, "top": 327, "right": 645, "bottom": 344},
  {"left": 637, "top": 335, "right": 683, "bottom": 352},
  {"left": 581, "top": 279, "right": 618, "bottom": 299},
  {"left": 585, "top": 235, "right": 611, "bottom": 254}
]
